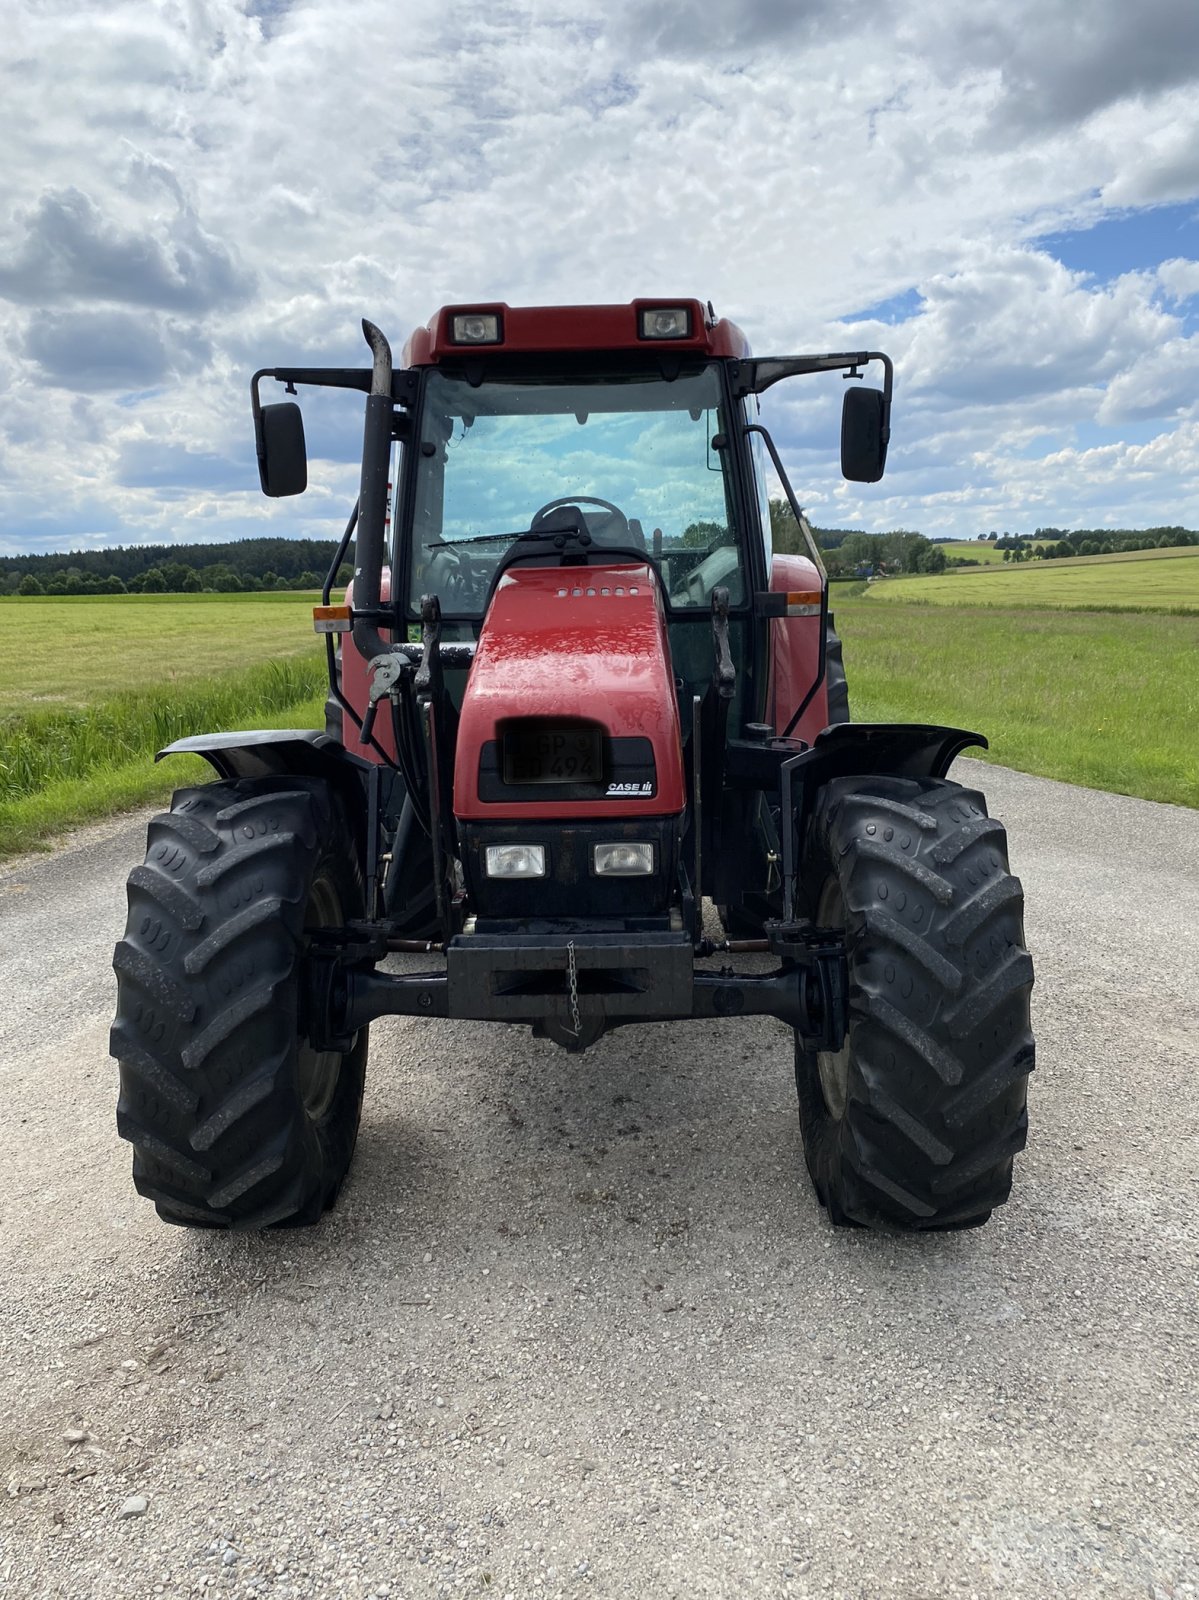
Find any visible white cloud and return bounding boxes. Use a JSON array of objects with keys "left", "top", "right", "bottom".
[
  {"left": 1157, "top": 257, "right": 1199, "bottom": 300},
  {"left": 1, "top": 0, "right": 1199, "bottom": 554}
]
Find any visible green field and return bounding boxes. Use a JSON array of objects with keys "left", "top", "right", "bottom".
[
  {"left": 833, "top": 596, "right": 1198, "bottom": 807},
  {"left": 866, "top": 545, "right": 1199, "bottom": 612},
  {"left": 0, "top": 593, "right": 327, "bottom": 857},
  {"left": 2, "top": 547, "right": 1196, "bottom": 858},
  {"left": 939, "top": 541, "right": 1052, "bottom": 567},
  {"left": 942, "top": 542, "right": 1197, "bottom": 575},
  {"left": 0, "top": 590, "right": 326, "bottom": 711}
]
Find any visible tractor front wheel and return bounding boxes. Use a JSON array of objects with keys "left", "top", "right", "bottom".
[
  {"left": 110, "top": 776, "right": 368, "bottom": 1229},
  {"left": 795, "top": 774, "right": 1034, "bottom": 1230}
]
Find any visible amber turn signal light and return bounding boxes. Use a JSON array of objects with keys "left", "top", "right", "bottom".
[{"left": 313, "top": 604, "right": 352, "bottom": 634}]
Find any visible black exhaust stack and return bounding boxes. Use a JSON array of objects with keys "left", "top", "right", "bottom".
[{"left": 352, "top": 319, "right": 396, "bottom": 668}]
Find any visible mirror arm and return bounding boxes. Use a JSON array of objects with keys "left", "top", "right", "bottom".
[
  {"left": 250, "top": 366, "right": 419, "bottom": 404},
  {"left": 730, "top": 350, "right": 892, "bottom": 403}
]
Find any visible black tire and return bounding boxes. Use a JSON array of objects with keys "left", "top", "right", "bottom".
[
  {"left": 795, "top": 774, "right": 1033, "bottom": 1230},
  {"left": 825, "top": 616, "right": 850, "bottom": 724},
  {"left": 110, "top": 777, "right": 368, "bottom": 1229}
]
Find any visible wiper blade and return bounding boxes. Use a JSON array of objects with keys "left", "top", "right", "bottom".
[{"left": 429, "top": 526, "right": 592, "bottom": 547}]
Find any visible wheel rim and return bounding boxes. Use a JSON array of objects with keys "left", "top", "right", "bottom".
[
  {"left": 815, "top": 876, "right": 850, "bottom": 1121},
  {"left": 298, "top": 873, "right": 345, "bottom": 1120}
]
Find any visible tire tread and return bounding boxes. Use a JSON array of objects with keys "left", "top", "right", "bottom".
[
  {"left": 795, "top": 775, "right": 1034, "bottom": 1231},
  {"left": 111, "top": 776, "right": 368, "bottom": 1230}
]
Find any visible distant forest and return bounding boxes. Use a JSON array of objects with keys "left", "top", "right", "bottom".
[
  {"left": 947, "top": 527, "right": 1198, "bottom": 563},
  {"left": 773, "top": 509, "right": 1198, "bottom": 576},
  {"left": 0, "top": 538, "right": 351, "bottom": 596},
  {"left": 2, "top": 520, "right": 1196, "bottom": 595}
]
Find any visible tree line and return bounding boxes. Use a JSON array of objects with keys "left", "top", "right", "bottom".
[
  {"left": 980, "top": 527, "right": 1196, "bottom": 562},
  {"left": 0, "top": 537, "right": 348, "bottom": 596},
  {"left": 769, "top": 503, "right": 948, "bottom": 576},
  {"left": 3, "top": 519, "right": 1196, "bottom": 597},
  {"left": 770, "top": 504, "right": 1198, "bottom": 575}
]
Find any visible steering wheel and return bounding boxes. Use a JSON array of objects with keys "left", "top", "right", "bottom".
[{"left": 530, "top": 495, "right": 630, "bottom": 543}]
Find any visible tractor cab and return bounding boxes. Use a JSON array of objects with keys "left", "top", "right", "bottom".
[
  {"left": 407, "top": 357, "right": 748, "bottom": 616},
  {"left": 395, "top": 343, "right": 758, "bottom": 755}
]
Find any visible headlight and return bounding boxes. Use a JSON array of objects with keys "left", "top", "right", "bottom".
[
  {"left": 485, "top": 843, "right": 546, "bottom": 878},
  {"left": 451, "top": 312, "right": 502, "bottom": 344},
  {"left": 639, "top": 307, "right": 691, "bottom": 340},
  {"left": 593, "top": 842, "right": 655, "bottom": 876}
]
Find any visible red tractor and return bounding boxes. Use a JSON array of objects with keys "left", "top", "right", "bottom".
[{"left": 111, "top": 300, "right": 1034, "bottom": 1232}]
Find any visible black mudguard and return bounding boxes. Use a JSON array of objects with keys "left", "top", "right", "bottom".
[
  {"left": 156, "top": 729, "right": 375, "bottom": 836},
  {"left": 779, "top": 722, "right": 988, "bottom": 917},
  {"left": 783, "top": 721, "right": 986, "bottom": 799},
  {"left": 718, "top": 722, "right": 988, "bottom": 933},
  {"left": 157, "top": 728, "right": 372, "bottom": 784}
]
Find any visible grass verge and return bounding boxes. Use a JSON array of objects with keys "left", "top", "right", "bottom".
[
  {"left": 834, "top": 597, "right": 1199, "bottom": 808},
  {"left": 1, "top": 656, "right": 327, "bottom": 859}
]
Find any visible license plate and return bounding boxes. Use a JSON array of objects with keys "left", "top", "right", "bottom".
[{"left": 503, "top": 725, "right": 604, "bottom": 785}]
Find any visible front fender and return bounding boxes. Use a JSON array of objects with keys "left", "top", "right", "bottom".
[
  {"left": 778, "top": 722, "right": 988, "bottom": 913},
  {"left": 157, "top": 728, "right": 374, "bottom": 785},
  {"left": 785, "top": 722, "right": 987, "bottom": 792},
  {"left": 155, "top": 731, "right": 379, "bottom": 854}
]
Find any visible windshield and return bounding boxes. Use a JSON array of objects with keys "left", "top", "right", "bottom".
[{"left": 406, "top": 364, "right": 743, "bottom": 617}]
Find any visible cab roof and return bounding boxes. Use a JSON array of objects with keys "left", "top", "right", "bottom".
[{"left": 402, "top": 299, "right": 750, "bottom": 367}]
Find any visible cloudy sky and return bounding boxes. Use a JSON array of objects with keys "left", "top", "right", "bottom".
[{"left": 3, "top": 0, "right": 1199, "bottom": 557}]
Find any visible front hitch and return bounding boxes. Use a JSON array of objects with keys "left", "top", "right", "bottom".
[{"left": 302, "top": 927, "right": 849, "bottom": 1054}]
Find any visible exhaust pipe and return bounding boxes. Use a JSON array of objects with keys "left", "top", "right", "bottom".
[{"left": 351, "top": 318, "right": 396, "bottom": 668}]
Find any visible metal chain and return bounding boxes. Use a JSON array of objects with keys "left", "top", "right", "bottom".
[{"left": 566, "top": 940, "right": 582, "bottom": 1037}]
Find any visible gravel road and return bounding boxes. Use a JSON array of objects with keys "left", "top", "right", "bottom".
[{"left": 1, "top": 759, "right": 1196, "bottom": 1600}]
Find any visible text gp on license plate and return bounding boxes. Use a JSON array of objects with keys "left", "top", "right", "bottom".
[{"left": 503, "top": 725, "right": 604, "bottom": 785}]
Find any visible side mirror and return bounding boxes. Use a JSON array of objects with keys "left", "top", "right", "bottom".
[
  {"left": 255, "top": 401, "right": 308, "bottom": 497},
  {"left": 841, "top": 386, "right": 888, "bottom": 483}
]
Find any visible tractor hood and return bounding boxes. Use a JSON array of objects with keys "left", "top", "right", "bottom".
[{"left": 453, "top": 562, "right": 686, "bottom": 821}]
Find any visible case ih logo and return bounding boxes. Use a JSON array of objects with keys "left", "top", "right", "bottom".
[{"left": 605, "top": 781, "right": 654, "bottom": 797}]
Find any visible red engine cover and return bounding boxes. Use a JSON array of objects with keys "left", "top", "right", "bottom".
[{"left": 453, "top": 563, "right": 686, "bottom": 821}]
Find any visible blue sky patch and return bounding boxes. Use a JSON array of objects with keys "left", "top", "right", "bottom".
[
  {"left": 1036, "top": 202, "right": 1199, "bottom": 282},
  {"left": 1070, "top": 418, "right": 1168, "bottom": 453},
  {"left": 844, "top": 287, "right": 924, "bottom": 325}
]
